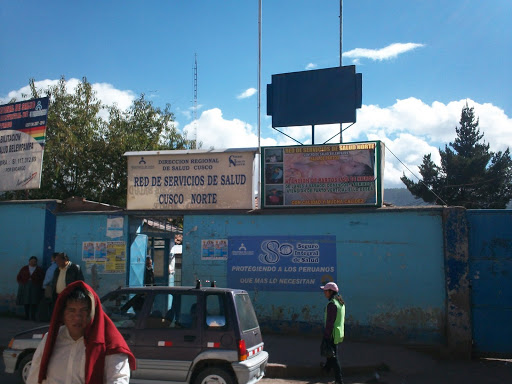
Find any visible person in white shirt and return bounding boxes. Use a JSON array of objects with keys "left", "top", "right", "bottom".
[
  {"left": 27, "top": 281, "right": 136, "bottom": 384},
  {"left": 42, "top": 253, "right": 58, "bottom": 315}
]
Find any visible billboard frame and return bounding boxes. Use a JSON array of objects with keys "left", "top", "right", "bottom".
[{"left": 260, "top": 141, "right": 384, "bottom": 209}]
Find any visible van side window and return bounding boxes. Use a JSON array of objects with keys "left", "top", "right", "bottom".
[
  {"left": 146, "top": 293, "right": 174, "bottom": 328},
  {"left": 103, "top": 292, "right": 146, "bottom": 329},
  {"left": 206, "top": 294, "right": 227, "bottom": 328},
  {"left": 176, "top": 294, "right": 198, "bottom": 329},
  {"left": 146, "top": 293, "right": 198, "bottom": 329}
]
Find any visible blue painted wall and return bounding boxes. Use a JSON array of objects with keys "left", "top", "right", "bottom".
[
  {"left": 5, "top": 201, "right": 504, "bottom": 357},
  {"left": 0, "top": 201, "right": 56, "bottom": 312},
  {"left": 182, "top": 209, "right": 446, "bottom": 344},
  {"left": 468, "top": 210, "right": 512, "bottom": 356},
  {"left": 55, "top": 213, "right": 129, "bottom": 298}
]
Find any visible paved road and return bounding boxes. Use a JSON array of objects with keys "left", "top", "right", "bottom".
[
  {"left": 261, "top": 358, "right": 512, "bottom": 384},
  {"left": 2, "top": 315, "right": 511, "bottom": 384},
  {"left": 2, "top": 356, "right": 511, "bottom": 384},
  {"left": 0, "top": 356, "right": 20, "bottom": 384}
]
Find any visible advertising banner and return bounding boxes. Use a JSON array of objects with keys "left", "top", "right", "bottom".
[
  {"left": 261, "top": 141, "right": 384, "bottom": 208},
  {"left": 0, "top": 97, "right": 49, "bottom": 192},
  {"left": 126, "top": 149, "right": 256, "bottom": 210},
  {"left": 227, "top": 235, "right": 337, "bottom": 292}
]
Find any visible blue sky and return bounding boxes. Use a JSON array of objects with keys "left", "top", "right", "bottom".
[{"left": 1, "top": 0, "right": 511, "bottom": 188}]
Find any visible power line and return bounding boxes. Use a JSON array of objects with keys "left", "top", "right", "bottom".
[{"left": 385, "top": 145, "right": 448, "bottom": 206}]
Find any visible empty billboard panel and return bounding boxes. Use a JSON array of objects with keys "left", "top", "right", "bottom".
[{"left": 267, "top": 66, "right": 362, "bottom": 127}]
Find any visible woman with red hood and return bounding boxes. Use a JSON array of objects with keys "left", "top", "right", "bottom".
[{"left": 27, "top": 281, "right": 136, "bottom": 384}]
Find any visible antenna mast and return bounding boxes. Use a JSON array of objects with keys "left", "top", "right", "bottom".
[{"left": 193, "top": 53, "right": 198, "bottom": 149}]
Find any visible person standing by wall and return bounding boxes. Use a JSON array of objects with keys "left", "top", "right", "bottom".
[
  {"left": 144, "top": 256, "right": 155, "bottom": 286},
  {"left": 42, "top": 253, "right": 58, "bottom": 315},
  {"left": 51, "top": 252, "right": 84, "bottom": 304},
  {"left": 16, "top": 256, "right": 44, "bottom": 320},
  {"left": 27, "top": 280, "right": 136, "bottom": 384},
  {"left": 320, "top": 282, "right": 345, "bottom": 384}
]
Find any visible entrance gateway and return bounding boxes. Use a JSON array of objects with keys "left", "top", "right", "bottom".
[
  {"left": 124, "top": 148, "right": 258, "bottom": 288},
  {"left": 129, "top": 216, "right": 183, "bottom": 287}
]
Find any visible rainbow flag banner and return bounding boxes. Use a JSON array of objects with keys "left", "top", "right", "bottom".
[
  {"left": 18, "top": 125, "right": 47, "bottom": 144},
  {"left": 0, "top": 97, "right": 48, "bottom": 192}
]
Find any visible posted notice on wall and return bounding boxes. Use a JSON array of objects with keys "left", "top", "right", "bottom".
[
  {"left": 126, "top": 149, "right": 257, "bottom": 210},
  {"left": 201, "top": 239, "right": 228, "bottom": 260},
  {"left": 82, "top": 241, "right": 126, "bottom": 274},
  {"left": 106, "top": 215, "right": 124, "bottom": 238},
  {"left": 227, "top": 235, "right": 337, "bottom": 291}
]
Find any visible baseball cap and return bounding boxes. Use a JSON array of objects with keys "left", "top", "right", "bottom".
[{"left": 320, "top": 282, "right": 338, "bottom": 292}]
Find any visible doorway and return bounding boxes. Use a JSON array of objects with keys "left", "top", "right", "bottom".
[{"left": 129, "top": 216, "right": 183, "bottom": 287}]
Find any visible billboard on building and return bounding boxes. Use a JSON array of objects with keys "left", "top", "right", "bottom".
[
  {"left": 125, "top": 149, "right": 257, "bottom": 210},
  {"left": 227, "top": 235, "right": 337, "bottom": 292},
  {"left": 0, "top": 97, "right": 49, "bottom": 192},
  {"left": 261, "top": 141, "right": 385, "bottom": 208}
]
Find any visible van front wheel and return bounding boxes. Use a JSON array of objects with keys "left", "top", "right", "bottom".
[
  {"left": 195, "top": 367, "right": 235, "bottom": 384},
  {"left": 18, "top": 353, "right": 34, "bottom": 384}
]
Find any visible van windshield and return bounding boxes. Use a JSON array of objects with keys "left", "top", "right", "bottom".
[{"left": 234, "top": 293, "right": 259, "bottom": 332}]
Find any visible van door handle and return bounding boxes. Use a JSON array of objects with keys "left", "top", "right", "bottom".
[{"left": 184, "top": 335, "right": 196, "bottom": 342}]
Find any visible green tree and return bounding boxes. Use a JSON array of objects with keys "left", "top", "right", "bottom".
[
  {"left": 401, "top": 104, "right": 512, "bottom": 208},
  {"left": 2, "top": 77, "right": 194, "bottom": 207},
  {"left": 99, "top": 93, "right": 193, "bottom": 206}
]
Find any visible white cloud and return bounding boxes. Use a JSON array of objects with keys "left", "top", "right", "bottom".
[
  {"left": 178, "top": 104, "right": 204, "bottom": 121},
  {"left": 182, "top": 108, "right": 277, "bottom": 149},
  {"left": 91, "top": 82, "right": 135, "bottom": 111},
  {"left": 237, "top": 88, "right": 257, "bottom": 99},
  {"left": 305, "top": 63, "right": 317, "bottom": 70},
  {"left": 4, "top": 80, "right": 510, "bottom": 190},
  {"left": 1, "top": 79, "right": 59, "bottom": 104},
  {"left": 255, "top": 98, "right": 512, "bottom": 188},
  {"left": 357, "top": 99, "right": 512, "bottom": 188},
  {"left": 344, "top": 43, "right": 425, "bottom": 61},
  {"left": 0, "top": 78, "right": 136, "bottom": 113}
]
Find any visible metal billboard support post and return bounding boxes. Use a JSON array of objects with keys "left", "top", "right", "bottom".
[
  {"left": 340, "top": 0, "right": 343, "bottom": 143},
  {"left": 257, "top": 0, "right": 262, "bottom": 208}
]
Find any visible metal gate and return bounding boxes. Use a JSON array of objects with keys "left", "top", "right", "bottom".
[
  {"left": 129, "top": 233, "right": 147, "bottom": 287},
  {"left": 468, "top": 210, "right": 512, "bottom": 356}
]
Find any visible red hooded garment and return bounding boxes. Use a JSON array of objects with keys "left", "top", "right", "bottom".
[{"left": 38, "top": 281, "right": 136, "bottom": 384}]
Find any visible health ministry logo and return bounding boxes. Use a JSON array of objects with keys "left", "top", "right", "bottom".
[
  {"left": 131, "top": 156, "right": 154, "bottom": 170},
  {"left": 228, "top": 154, "right": 245, "bottom": 167},
  {"left": 232, "top": 243, "right": 254, "bottom": 256},
  {"left": 258, "top": 240, "right": 294, "bottom": 264}
]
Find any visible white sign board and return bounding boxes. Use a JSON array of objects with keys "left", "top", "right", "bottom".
[
  {"left": 0, "top": 130, "right": 44, "bottom": 190},
  {"left": 126, "top": 150, "right": 256, "bottom": 210},
  {"left": 0, "top": 97, "right": 48, "bottom": 192}
]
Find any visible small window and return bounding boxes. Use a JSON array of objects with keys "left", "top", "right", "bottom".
[
  {"left": 146, "top": 293, "right": 198, "bottom": 329},
  {"left": 146, "top": 293, "right": 174, "bottom": 329},
  {"left": 103, "top": 292, "right": 146, "bottom": 329},
  {"left": 206, "top": 294, "right": 227, "bottom": 328},
  {"left": 175, "top": 294, "right": 198, "bottom": 329},
  {"left": 234, "top": 293, "right": 259, "bottom": 332}
]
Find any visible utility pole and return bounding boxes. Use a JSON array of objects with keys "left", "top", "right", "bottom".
[
  {"left": 193, "top": 53, "right": 198, "bottom": 149},
  {"left": 340, "top": 0, "right": 343, "bottom": 67}
]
